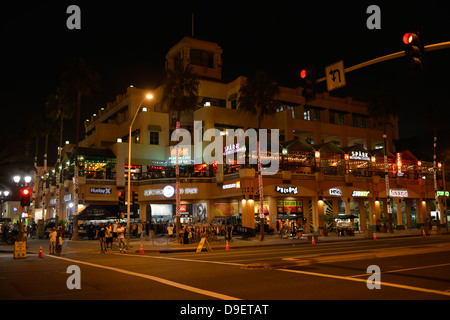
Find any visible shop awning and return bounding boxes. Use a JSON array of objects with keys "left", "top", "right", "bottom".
[
  {"left": 332, "top": 214, "right": 358, "bottom": 219},
  {"left": 78, "top": 205, "right": 121, "bottom": 220}
]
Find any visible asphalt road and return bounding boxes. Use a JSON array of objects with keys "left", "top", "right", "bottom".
[{"left": 1, "top": 235, "right": 449, "bottom": 316}]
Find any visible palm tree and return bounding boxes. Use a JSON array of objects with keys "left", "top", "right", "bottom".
[
  {"left": 161, "top": 64, "right": 200, "bottom": 126},
  {"left": 161, "top": 63, "right": 199, "bottom": 243},
  {"left": 366, "top": 81, "right": 402, "bottom": 233},
  {"left": 238, "top": 70, "right": 280, "bottom": 240},
  {"left": 60, "top": 58, "right": 101, "bottom": 240},
  {"left": 45, "top": 86, "right": 75, "bottom": 225},
  {"left": 423, "top": 98, "right": 448, "bottom": 228}
]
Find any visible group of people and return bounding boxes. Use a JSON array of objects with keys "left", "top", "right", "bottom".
[
  {"left": 277, "top": 219, "right": 304, "bottom": 239},
  {"left": 89, "top": 222, "right": 127, "bottom": 254},
  {"left": 48, "top": 226, "right": 65, "bottom": 255},
  {"left": 177, "top": 223, "right": 234, "bottom": 244},
  {"left": 1, "top": 221, "right": 28, "bottom": 244}
]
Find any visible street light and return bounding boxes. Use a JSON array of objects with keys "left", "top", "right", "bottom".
[{"left": 126, "top": 93, "right": 153, "bottom": 250}]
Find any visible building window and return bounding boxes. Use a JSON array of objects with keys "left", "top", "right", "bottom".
[
  {"left": 190, "top": 49, "right": 213, "bottom": 68},
  {"left": 360, "top": 117, "right": 366, "bottom": 128},
  {"left": 304, "top": 108, "right": 311, "bottom": 121},
  {"left": 352, "top": 115, "right": 358, "bottom": 127},
  {"left": 131, "top": 129, "right": 140, "bottom": 143},
  {"left": 329, "top": 110, "right": 335, "bottom": 124},
  {"left": 338, "top": 113, "right": 344, "bottom": 125},
  {"left": 314, "top": 109, "right": 320, "bottom": 122},
  {"left": 149, "top": 131, "right": 159, "bottom": 145}
]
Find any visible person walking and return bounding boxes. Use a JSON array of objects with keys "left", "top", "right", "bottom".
[
  {"left": 55, "top": 227, "right": 63, "bottom": 255},
  {"left": 117, "top": 223, "right": 126, "bottom": 253},
  {"left": 167, "top": 223, "right": 174, "bottom": 242},
  {"left": 105, "top": 222, "right": 113, "bottom": 251},
  {"left": 145, "top": 220, "right": 151, "bottom": 241},
  {"left": 49, "top": 227, "right": 57, "bottom": 255},
  {"left": 112, "top": 220, "right": 118, "bottom": 242},
  {"left": 96, "top": 223, "right": 107, "bottom": 254}
]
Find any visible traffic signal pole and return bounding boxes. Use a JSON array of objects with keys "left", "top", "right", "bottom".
[{"left": 315, "top": 41, "right": 450, "bottom": 84}]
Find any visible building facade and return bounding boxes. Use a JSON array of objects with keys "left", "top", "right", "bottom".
[{"left": 31, "top": 36, "right": 448, "bottom": 234}]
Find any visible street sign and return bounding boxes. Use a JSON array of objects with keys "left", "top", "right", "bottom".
[
  {"left": 196, "top": 237, "right": 212, "bottom": 253},
  {"left": 14, "top": 241, "right": 26, "bottom": 259},
  {"left": 325, "top": 60, "right": 346, "bottom": 91}
]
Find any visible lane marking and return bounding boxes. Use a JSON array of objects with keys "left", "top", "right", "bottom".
[
  {"left": 350, "top": 262, "right": 450, "bottom": 278},
  {"left": 279, "top": 268, "right": 450, "bottom": 297},
  {"left": 47, "top": 254, "right": 240, "bottom": 300},
  {"left": 119, "top": 253, "right": 244, "bottom": 267}
]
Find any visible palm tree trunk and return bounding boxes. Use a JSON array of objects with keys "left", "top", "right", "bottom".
[
  {"left": 72, "top": 90, "right": 81, "bottom": 241},
  {"left": 175, "top": 120, "right": 181, "bottom": 243},
  {"left": 433, "top": 127, "right": 441, "bottom": 227},
  {"left": 258, "top": 140, "right": 265, "bottom": 241},
  {"left": 257, "top": 116, "right": 264, "bottom": 241},
  {"left": 55, "top": 115, "right": 64, "bottom": 230}
]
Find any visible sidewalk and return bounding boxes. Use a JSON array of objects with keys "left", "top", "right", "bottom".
[{"left": 0, "top": 229, "right": 427, "bottom": 255}]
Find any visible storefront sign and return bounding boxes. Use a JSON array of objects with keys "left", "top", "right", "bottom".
[
  {"left": 169, "top": 147, "right": 191, "bottom": 164},
  {"left": 144, "top": 186, "right": 198, "bottom": 197},
  {"left": 223, "top": 143, "right": 245, "bottom": 156},
  {"left": 90, "top": 187, "right": 112, "bottom": 195},
  {"left": 275, "top": 186, "right": 298, "bottom": 195},
  {"left": 329, "top": 188, "right": 342, "bottom": 196},
  {"left": 389, "top": 189, "right": 408, "bottom": 198},
  {"left": 349, "top": 151, "right": 370, "bottom": 161},
  {"left": 352, "top": 191, "right": 370, "bottom": 197},
  {"left": 436, "top": 191, "right": 449, "bottom": 197},
  {"left": 222, "top": 181, "right": 241, "bottom": 189}
]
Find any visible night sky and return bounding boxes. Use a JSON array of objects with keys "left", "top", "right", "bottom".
[{"left": 1, "top": 0, "right": 450, "bottom": 172}]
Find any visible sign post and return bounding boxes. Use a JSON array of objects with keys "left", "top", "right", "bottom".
[{"left": 325, "top": 60, "right": 346, "bottom": 92}]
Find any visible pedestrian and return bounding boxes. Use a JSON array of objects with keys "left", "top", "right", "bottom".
[
  {"left": 183, "top": 225, "right": 189, "bottom": 244},
  {"left": 167, "top": 223, "right": 174, "bottom": 241},
  {"left": 113, "top": 220, "right": 118, "bottom": 242},
  {"left": 87, "top": 222, "right": 95, "bottom": 240},
  {"left": 96, "top": 223, "right": 107, "bottom": 254},
  {"left": 138, "top": 221, "right": 143, "bottom": 238},
  {"left": 105, "top": 222, "right": 113, "bottom": 250},
  {"left": 49, "top": 227, "right": 57, "bottom": 255},
  {"left": 117, "top": 223, "right": 126, "bottom": 253},
  {"left": 145, "top": 220, "right": 151, "bottom": 241},
  {"left": 55, "top": 227, "right": 63, "bottom": 255}
]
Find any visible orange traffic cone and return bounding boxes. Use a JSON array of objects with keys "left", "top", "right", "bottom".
[
  {"left": 373, "top": 232, "right": 377, "bottom": 241},
  {"left": 139, "top": 243, "right": 144, "bottom": 255},
  {"left": 38, "top": 245, "right": 44, "bottom": 258},
  {"left": 225, "top": 240, "right": 230, "bottom": 251},
  {"left": 311, "top": 236, "right": 316, "bottom": 245},
  {"left": 422, "top": 229, "right": 426, "bottom": 237}
]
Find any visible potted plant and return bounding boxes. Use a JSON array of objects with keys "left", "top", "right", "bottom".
[
  {"left": 320, "top": 214, "right": 334, "bottom": 236},
  {"left": 377, "top": 215, "right": 389, "bottom": 233}
]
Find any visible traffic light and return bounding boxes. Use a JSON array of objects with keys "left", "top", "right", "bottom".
[
  {"left": 300, "top": 66, "right": 315, "bottom": 102},
  {"left": 118, "top": 189, "right": 125, "bottom": 206},
  {"left": 403, "top": 32, "right": 423, "bottom": 73},
  {"left": 132, "top": 191, "right": 138, "bottom": 206},
  {"left": 20, "top": 187, "right": 31, "bottom": 207}
]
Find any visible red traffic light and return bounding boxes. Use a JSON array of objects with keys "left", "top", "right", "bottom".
[
  {"left": 403, "top": 33, "right": 418, "bottom": 45},
  {"left": 22, "top": 188, "right": 30, "bottom": 195},
  {"left": 300, "top": 69, "right": 307, "bottom": 79}
]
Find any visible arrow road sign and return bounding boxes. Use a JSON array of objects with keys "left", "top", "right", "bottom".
[{"left": 325, "top": 60, "right": 346, "bottom": 92}]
